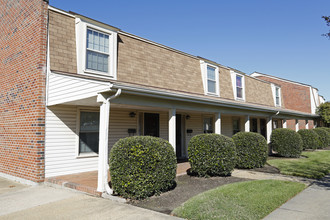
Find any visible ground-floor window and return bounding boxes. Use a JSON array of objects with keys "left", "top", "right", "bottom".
[
  {"left": 203, "top": 117, "right": 213, "bottom": 133},
  {"left": 143, "top": 113, "right": 160, "bottom": 137},
  {"left": 233, "top": 118, "right": 240, "bottom": 134},
  {"left": 250, "top": 118, "right": 258, "bottom": 132},
  {"left": 79, "top": 111, "right": 99, "bottom": 154}
]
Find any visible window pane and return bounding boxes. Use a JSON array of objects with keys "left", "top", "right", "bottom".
[
  {"left": 93, "top": 31, "right": 99, "bottom": 51},
  {"left": 237, "top": 87, "right": 242, "bottom": 98},
  {"left": 276, "top": 97, "right": 280, "bottom": 105},
  {"left": 236, "top": 75, "right": 242, "bottom": 87},
  {"left": 207, "top": 66, "right": 215, "bottom": 80},
  {"left": 87, "top": 29, "right": 93, "bottom": 49},
  {"left": 207, "top": 80, "right": 216, "bottom": 93},
  {"left": 203, "top": 117, "right": 213, "bottom": 133},
  {"left": 233, "top": 119, "right": 240, "bottom": 134},
  {"left": 86, "top": 50, "right": 109, "bottom": 72},
  {"left": 104, "top": 35, "right": 109, "bottom": 53},
  {"left": 79, "top": 112, "right": 99, "bottom": 154},
  {"left": 276, "top": 88, "right": 279, "bottom": 96},
  {"left": 80, "top": 112, "right": 99, "bottom": 131}
]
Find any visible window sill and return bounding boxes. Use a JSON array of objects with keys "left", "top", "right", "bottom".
[
  {"left": 76, "top": 152, "right": 99, "bottom": 159},
  {"left": 205, "top": 92, "right": 220, "bottom": 97},
  {"left": 79, "top": 70, "right": 116, "bottom": 80},
  {"left": 235, "top": 97, "right": 245, "bottom": 102}
]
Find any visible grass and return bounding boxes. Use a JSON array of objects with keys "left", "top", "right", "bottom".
[
  {"left": 172, "top": 180, "right": 305, "bottom": 220},
  {"left": 268, "top": 150, "right": 330, "bottom": 179}
]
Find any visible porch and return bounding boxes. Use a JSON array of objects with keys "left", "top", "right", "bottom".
[{"left": 45, "top": 162, "right": 191, "bottom": 197}]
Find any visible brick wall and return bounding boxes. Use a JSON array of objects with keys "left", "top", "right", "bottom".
[
  {"left": 0, "top": 0, "right": 48, "bottom": 182},
  {"left": 256, "top": 76, "right": 311, "bottom": 113}
]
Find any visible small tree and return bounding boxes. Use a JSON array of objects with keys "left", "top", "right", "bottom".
[
  {"left": 317, "top": 102, "right": 330, "bottom": 127},
  {"left": 322, "top": 16, "right": 330, "bottom": 39}
]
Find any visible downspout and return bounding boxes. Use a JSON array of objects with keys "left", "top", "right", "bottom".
[{"left": 102, "top": 88, "right": 122, "bottom": 195}]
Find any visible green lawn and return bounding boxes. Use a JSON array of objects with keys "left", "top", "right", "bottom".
[
  {"left": 268, "top": 150, "right": 330, "bottom": 179},
  {"left": 172, "top": 180, "right": 305, "bottom": 220}
]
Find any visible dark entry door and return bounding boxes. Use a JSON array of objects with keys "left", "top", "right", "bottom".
[
  {"left": 144, "top": 113, "right": 159, "bottom": 137},
  {"left": 176, "top": 114, "right": 182, "bottom": 158},
  {"left": 260, "top": 119, "right": 266, "bottom": 138}
]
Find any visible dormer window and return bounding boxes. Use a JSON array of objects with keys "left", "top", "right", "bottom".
[
  {"left": 200, "top": 61, "right": 220, "bottom": 96},
  {"left": 230, "top": 71, "right": 245, "bottom": 101},
  {"left": 236, "top": 75, "right": 243, "bottom": 99},
  {"left": 76, "top": 18, "right": 117, "bottom": 79},
  {"left": 86, "top": 29, "right": 110, "bottom": 73},
  {"left": 275, "top": 86, "right": 281, "bottom": 106}
]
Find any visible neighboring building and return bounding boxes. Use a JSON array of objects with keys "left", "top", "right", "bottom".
[{"left": 0, "top": 0, "right": 324, "bottom": 193}]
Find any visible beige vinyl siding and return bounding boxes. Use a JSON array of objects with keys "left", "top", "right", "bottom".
[
  {"left": 45, "top": 105, "right": 99, "bottom": 178},
  {"left": 159, "top": 111, "right": 169, "bottom": 141},
  {"left": 185, "top": 113, "right": 203, "bottom": 147},
  {"left": 109, "top": 109, "right": 138, "bottom": 148},
  {"left": 221, "top": 115, "right": 233, "bottom": 137},
  {"left": 48, "top": 73, "right": 110, "bottom": 106}
]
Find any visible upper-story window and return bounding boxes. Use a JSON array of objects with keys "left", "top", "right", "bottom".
[
  {"left": 275, "top": 87, "right": 280, "bottom": 106},
  {"left": 236, "top": 75, "right": 243, "bottom": 99},
  {"left": 86, "top": 29, "right": 110, "bottom": 73},
  {"left": 200, "top": 61, "right": 220, "bottom": 96},
  {"left": 76, "top": 18, "right": 118, "bottom": 79},
  {"left": 207, "top": 66, "right": 216, "bottom": 94},
  {"left": 230, "top": 71, "right": 245, "bottom": 101}
]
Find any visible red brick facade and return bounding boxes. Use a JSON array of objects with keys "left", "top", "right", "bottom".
[
  {"left": 0, "top": 0, "right": 48, "bottom": 182},
  {"left": 256, "top": 76, "right": 312, "bottom": 114}
]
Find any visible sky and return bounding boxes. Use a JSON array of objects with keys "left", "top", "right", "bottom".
[{"left": 51, "top": 0, "right": 330, "bottom": 101}]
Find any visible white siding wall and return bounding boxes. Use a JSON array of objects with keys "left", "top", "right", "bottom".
[
  {"left": 48, "top": 73, "right": 110, "bottom": 106},
  {"left": 45, "top": 105, "right": 99, "bottom": 177}
]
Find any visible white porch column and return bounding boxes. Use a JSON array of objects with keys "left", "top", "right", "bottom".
[
  {"left": 266, "top": 116, "right": 272, "bottom": 144},
  {"left": 245, "top": 115, "right": 250, "bottom": 132},
  {"left": 97, "top": 95, "right": 111, "bottom": 193},
  {"left": 295, "top": 119, "right": 299, "bottom": 132},
  {"left": 283, "top": 119, "right": 287, "bottom": 128},
  {"left": 169, "top": 108, "right": 176, "bottom": 151},
  {"left": 305, "top": 120, "right": 309, "bottom": 129},
  {"left": 314, "top": 120, "right": 317, "bottom": 128},
  {"left": 215, "top": 112, "right": 221, "bottom": 134}
]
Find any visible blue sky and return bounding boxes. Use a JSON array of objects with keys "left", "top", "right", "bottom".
[{"left": 51, "top": 0, "right": 330, "bottom": 101}]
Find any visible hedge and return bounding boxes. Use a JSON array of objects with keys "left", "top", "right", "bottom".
[
  {"left": 313, "top": 128, "right": 330, "bottom": 148},
  {"left": 297, "top": 129, "right": 320, "bottom": 150},
  {"left": 188, "top": 134, "right": 236, "bottom": 177},
  {"left": 232, "top": 132, "right": 268, "bottom": 168},
  {"left": 109, "top": 136, "right": 177, "bottom": 199},
  {"left": 271, "top": 128, "right": 303, "bottom": 158}
]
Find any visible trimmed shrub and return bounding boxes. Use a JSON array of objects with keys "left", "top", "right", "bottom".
[
  {"left": 271, "top": 128, "right": 303, "bottom": 158},
  {"left": 188, "top": 134, "right": 236, "bottom": 177},
  {"left": 297, "top": 129, "right": 320, "bottom": 150},
  {"left": 232, "top": 132, "right": 268, "bottom": 168},
  {"left": 313, "top": 128, "right": 330, "bottom": 148},
  {"left": 109, "top": 136, "right": 177, "bottom": 200}
]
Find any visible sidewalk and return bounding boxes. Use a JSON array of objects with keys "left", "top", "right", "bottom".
[
  {"left": 0, "top": 177, "right": 182, "bottom": 220},
  {"left": 264, "top": 175, "right": 330, "bottom": 220}
]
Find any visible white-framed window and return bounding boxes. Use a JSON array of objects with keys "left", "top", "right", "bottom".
[
  {"left": 271, "top": 84, "right": 281, "bottom": 107},
  {"left": 275, "top": 87, "right": 281, "bottom": 106},
  {"left": 233, "top": 118, "right": 240, "bottom": 134},
  {"left": 230, "top": 71, "right": 245, "bottom": 101},
  {"left": 203, "top": 117, "right": 214, "bottom": 133},
  {"left": 76, "top": 109, "right": 99, "bottom": 157},
  {"left": 200, "top": 61, "right": 220, "bottom": 96},
  {"left": 76, "top": 18, "right": 117, "bottom": 79}
]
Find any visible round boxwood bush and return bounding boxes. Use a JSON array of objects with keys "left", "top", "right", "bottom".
[
  {"left": 188, "top": 133, "right": 236, "bottom": 177},
  {"left": 270, "top": 128, "right": 303, "bottom": 158},
  {"left": 313, "top": 128, "right": 330, "bottom": 148},
  {"left": 297, "top": 129, "right": 320, "bottom": 150},
  {"left": 109, "top": 136, "right": 177, "bottom": 200},
  {"left": 232, "top": 132, "right": 268, "bottom": 168}
]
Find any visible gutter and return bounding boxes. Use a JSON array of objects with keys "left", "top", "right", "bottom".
[{"left": 111, "top": 83, "right": 318, "bottom": 119}]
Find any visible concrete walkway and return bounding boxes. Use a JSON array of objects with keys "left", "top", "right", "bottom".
[
  {"left": 0, "top": 177, "right": 182, "bottom": 220},
  {"left": 264, "top": 175, "right": 330, "bottom": 220}
]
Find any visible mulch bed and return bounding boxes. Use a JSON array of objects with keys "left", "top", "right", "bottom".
[{"left": 128, "top": 174, "right": 248, "bottom": 214}]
